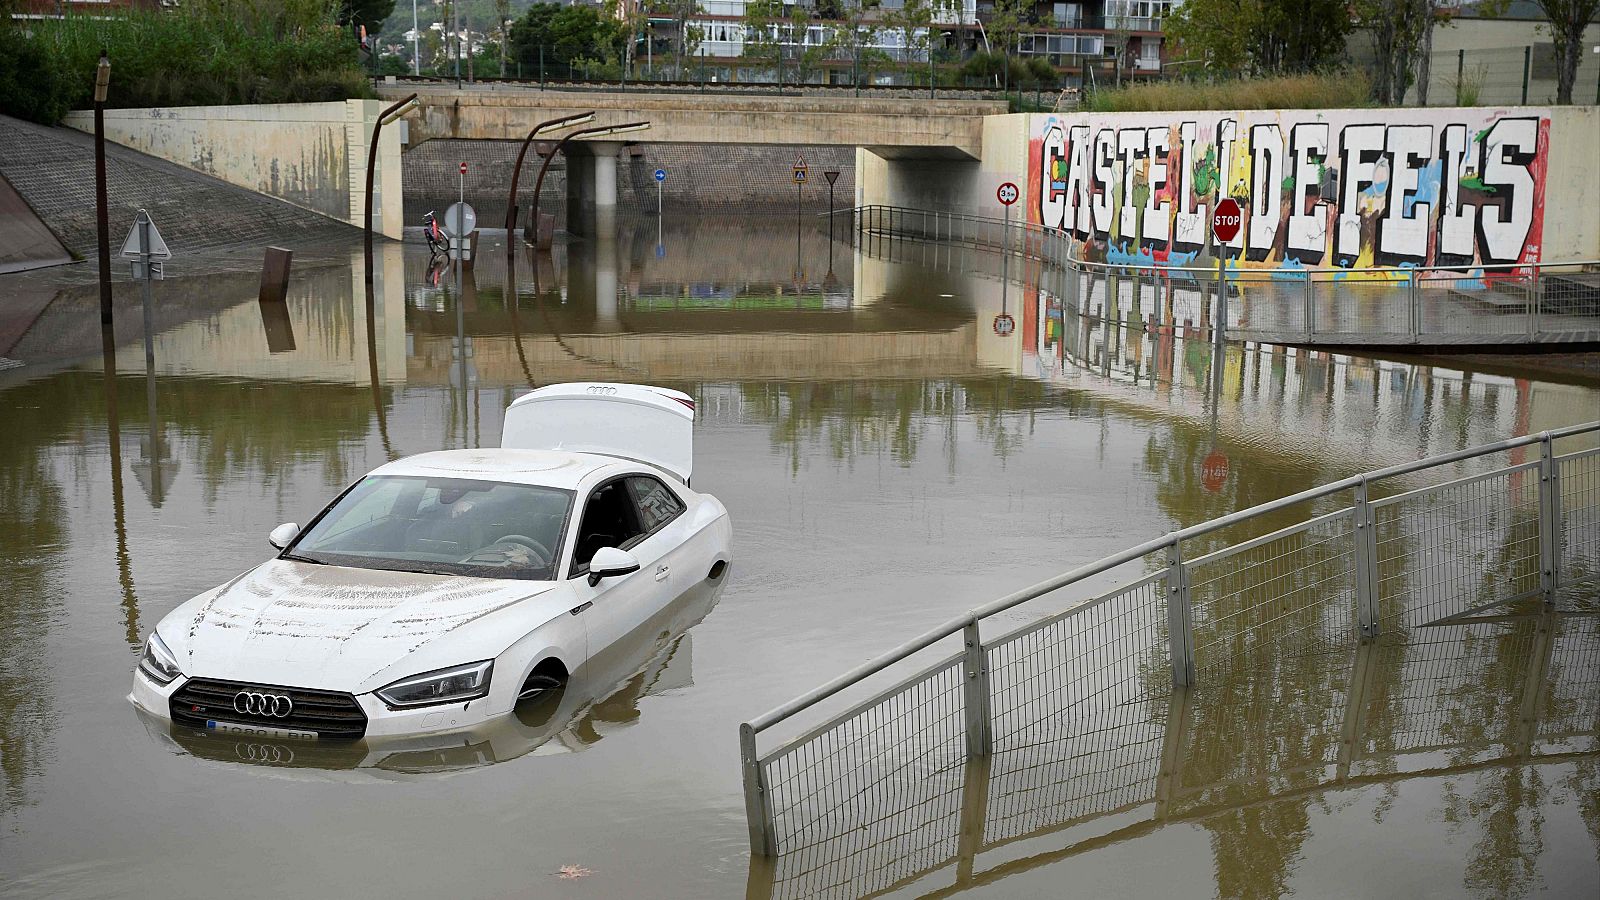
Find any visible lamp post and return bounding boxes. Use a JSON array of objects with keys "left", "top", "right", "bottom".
[
  {"left": 412, "top": 0, "right": 420, "bottom": 75},
  {"left": 527, "top": 121, "right": 651, "bottom": 247},
  {"left": 505, "top": 111, "right": 595, "bottom": 235},
  {"left": 363, "top": 93, "right": 420, "bottom": 289},
  {"left": 94, "top": 51, "right": 112, "bottom": 327}
]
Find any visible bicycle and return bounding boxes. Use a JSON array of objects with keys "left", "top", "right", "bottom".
[{"left": 422, "top": 210, "right": 446, "bottom": 257}]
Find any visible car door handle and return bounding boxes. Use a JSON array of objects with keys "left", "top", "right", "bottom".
[{"left": 654, "top": 565, "right": 670, "bottom": 582}]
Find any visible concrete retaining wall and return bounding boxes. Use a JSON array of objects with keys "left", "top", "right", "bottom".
[
  {"left": 62, "top": 101, "right": 405, "bottom": 239},
  {"left": 405, "top": 140, "right": 856, "bottom": 230}
]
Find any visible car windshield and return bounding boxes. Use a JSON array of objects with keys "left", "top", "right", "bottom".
[{"left": 286, "top": 476, "right": 573, "bottom": 581}]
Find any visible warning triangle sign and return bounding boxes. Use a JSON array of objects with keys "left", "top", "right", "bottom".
[{"left": 120, "top": 211, "right": 172, "bottom": 260}]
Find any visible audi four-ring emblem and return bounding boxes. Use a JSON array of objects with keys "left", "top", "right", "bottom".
[
  {"left": 234, "top": 691, "right": 293, "bottom": 718},
  {"left": 585, "top": 385, "right": 618, "bottom": 395}
]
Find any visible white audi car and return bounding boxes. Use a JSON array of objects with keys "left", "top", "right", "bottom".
[{"left": 130, "top": 383, "right": 731, "bottom": 743}]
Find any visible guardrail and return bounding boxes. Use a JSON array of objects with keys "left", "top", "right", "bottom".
[
  {"left": 738, "top": 421, "right": 1600, "bottom": 856},
  {"left": 835, "top": 204, "right": 1600, "bottom": 346}
]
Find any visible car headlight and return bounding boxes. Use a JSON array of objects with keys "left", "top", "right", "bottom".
[
  {"left": 138, "top": 632, "right": 183, "bottom": 686},
  {"left": 375, "top": 660, "right": 494, "bottom": 709}
]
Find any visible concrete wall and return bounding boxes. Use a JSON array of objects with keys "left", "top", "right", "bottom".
[
  {"left": 857, "top": 113, "right": 1030, "bottom": 217},
  {"left": 1018, "top": 105, "right": 1599, "bottom": 267},
  {"left": 62, "top": 101, "right": 405, "bottom": 239}
]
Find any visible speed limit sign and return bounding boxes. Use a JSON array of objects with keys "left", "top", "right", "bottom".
[{"left": 996, "top": 182, "right": 1019, "bottom": 206}]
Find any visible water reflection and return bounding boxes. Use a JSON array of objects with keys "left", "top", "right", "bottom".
[{"left": 0, "top": 213, "right": 1595, "bottom": 896}]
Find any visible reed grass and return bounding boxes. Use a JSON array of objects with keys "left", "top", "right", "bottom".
[
  {"left": 1084, "top": 71, "right": 1373, "bottom": 113},
  {"left": 1, "top": 0, "right": 371, "bottom": 125}
]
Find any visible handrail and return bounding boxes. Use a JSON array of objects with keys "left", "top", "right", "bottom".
[
  {"left": 744, "top": 421, "right": 1600, "bottom": 737},
  {"left": 847, "top": 203, "right": 1600, "bottom": 278}
]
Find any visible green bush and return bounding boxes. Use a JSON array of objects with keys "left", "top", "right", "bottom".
[
  {"left": 1084, "top": 71, "right": 1372, "bottom": 113},
  {"left": 0, "top": 0, "right": 372, "bottom": 125}
]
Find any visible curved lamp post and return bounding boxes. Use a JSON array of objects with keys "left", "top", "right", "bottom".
[
  {"left": 527, "top": 121, "right": 651, "bottom": 248},
  {"left": 505, "top": 110, "right": 596, "bottom": 235},
  {"left": 363, "top": 93, "right": 420, "bottom": 287}
]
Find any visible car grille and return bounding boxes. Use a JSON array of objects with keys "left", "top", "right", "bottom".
[{"left": 170, "top": 678, "right": 368, "bottom": 740}]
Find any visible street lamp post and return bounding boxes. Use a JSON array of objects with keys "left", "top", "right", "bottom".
[
  {"left": 412, "top": 0, "right": 420, "bottom": 75},
  {"left": 363, "top": 93, "right": 419, "bottom": 296},
  {"left": 94, "top": 52, "right": 112, "bottom": 326},
  {"left": 527, "top": 121, "right": 651, "bottom": 247},
  {"left": 504, "top": 111, "right": 595, "bottom": 235}
]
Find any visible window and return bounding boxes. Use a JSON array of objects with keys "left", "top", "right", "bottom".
[
  {"left": 570, "top": 480, "right": 647, "bottom": 574},
  {"left": 628, "top": 476, "right": 685, "bottom": 532},
  {"left": 288, "top": 476, "right": 573, "bottom": 581}
]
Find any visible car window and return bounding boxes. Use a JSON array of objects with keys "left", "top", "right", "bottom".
[
  {"left": 628, "top": 476, "right": 685, "bottom": 533},
  {"left": 571, "top": 480, "right": 646, "bottom": 574},
  {"left": 288, "top": 476, "right": 572, "bottom": 581}
]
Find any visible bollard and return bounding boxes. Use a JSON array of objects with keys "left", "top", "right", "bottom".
[
  {"left": 257, "top": 246, "right": 296, "bottom": 353},
  {"left": 257, "top": 246, "right": 293, "bottom": 305}
]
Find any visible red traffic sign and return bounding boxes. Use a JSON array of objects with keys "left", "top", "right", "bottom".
[
  {"left": 993, "top": 313, "right": 1015, "bottom": 336},
  {"left": 997, "top": 182, "right": 1020, "bottom": 207},
  {"left": 1212, "top": 198, "right": 1241, "bottom": 243},
  {"left": 459, "top": 162, "right": 468, "bottom": 175},
  {"left": 1201, "top": 449, "right": 1230, "bottom": 493}
]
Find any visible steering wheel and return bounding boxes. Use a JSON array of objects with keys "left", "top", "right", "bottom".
[{"left": 481, "top": 533, "right": 552, "bottom": 567}]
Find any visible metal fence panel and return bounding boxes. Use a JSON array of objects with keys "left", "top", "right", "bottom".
[
  {"left": 1185, "top": 508, "right": 1359, "bottom": 672},
  {"left": 1559, "top": 448, "right": 1600, "bottom": 589},
  {"left": 980, "top": 575, "right": 1171, "bottom": 843},
  {"left": 760, "top": 655, "right": 967, "bottom": 892},
  {"left": 1373, "top": 463, "right": 1544, "bottom": 629}
]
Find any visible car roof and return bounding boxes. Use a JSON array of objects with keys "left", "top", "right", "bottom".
[{"left": 369, "top": 449, "right": 629, "bottom": 491}]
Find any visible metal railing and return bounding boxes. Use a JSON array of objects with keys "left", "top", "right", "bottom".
[
  {"left": 837, "top": 204, "right": 1600, "bottom": 346},
  {"left": 739, "top": 421, "right": 1600, "bottom": 857},
  {"left": 747, "top": 611, "right": 1598, "bottom": 898}
]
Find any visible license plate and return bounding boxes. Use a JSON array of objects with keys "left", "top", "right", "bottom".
[{"left": 206, "top": 719, "right": 318, "bottom": 741}]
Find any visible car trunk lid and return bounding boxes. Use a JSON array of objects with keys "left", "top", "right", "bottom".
[{"left": 501, "top": 383, "right": 694, "bottom": 482}]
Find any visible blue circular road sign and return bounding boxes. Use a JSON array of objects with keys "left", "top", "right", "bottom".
[{"left": 654, "top": 169, "right": 666, "bottom": 182}]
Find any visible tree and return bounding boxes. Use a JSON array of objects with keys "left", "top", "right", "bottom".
[
  {"left": 508, "top": 3, "right": 623, "bottom": 80},
  {"left": 742, "top": 0, "right": 785, "bottom": 83},
  {"left": 1532, "top": 0, "right": 1600, "bottom": 103},
  {"left": 495, "top": 0, "right": 511, "bottom": 76},
  {"left": 340, "top": 0, "right": 396, "bottom": 29},
  {"left": 1166, "top": 0, "right": 1350, "bottom": 77},
  {"left": 1359, "top": 0, "right": 1431, "bottom": 104}
]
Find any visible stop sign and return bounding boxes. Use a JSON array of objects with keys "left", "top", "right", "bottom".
[
  {"left": 1201, "top": 449, "right": 1229, "bottom": 493},
  {"left": 1213, "top": 198, "right": 1242, "bottom": 243}
]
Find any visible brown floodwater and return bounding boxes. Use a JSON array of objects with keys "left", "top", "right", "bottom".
[{"left": 0, "top": 216, "right": 1596, "bottom": 899}]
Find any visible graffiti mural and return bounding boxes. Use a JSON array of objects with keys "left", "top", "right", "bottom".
[{"left": 1028, "top": 109, "right": 1550, "bottom": 270}]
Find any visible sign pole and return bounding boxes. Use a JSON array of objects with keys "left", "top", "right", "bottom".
[
  {"left": 1209, "top": 197, "right": 1241, "bottom": 347},
  {"left": 1215, "top": 252, "right": 1226, "bottom": 345},
  {"left": 995, "top": 181, "right": 1020, "bottom": 331},
  {"left": 138, "top": 212, "right": 158, "bottom": 459}
]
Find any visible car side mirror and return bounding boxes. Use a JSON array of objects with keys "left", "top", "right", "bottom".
[
  {"left": 268, "top": 522, "right": 300, "bottom": 551},
  {"left": 588, "top": 546, "right": 640, "bottom": 587}
]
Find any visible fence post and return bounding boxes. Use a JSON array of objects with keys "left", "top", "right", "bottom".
[
  {"left": 1522, "top": 45, "right": 1531, "bottom": 105},
  {"left": 1408, "top": 273, "right": 1420, "bottom": 340},
  {"left": 1538, "top": 432, "right": 1561, "bottom": 603},
  {"left": 1303, "top": 274, "right": 1314, "bottom": 339},
  {"left": 739, "top": 723, "right": 777, "bottom": 857},
  {"left": 961, "top": 618, "right": 992, "bottom": 757},
  {"left": 1165, "top": 539, "right": 1195, "bottom": 687},
  {"left": 1456, "top": 49, "right": 1464, "bottom": 103},
  {"left": 1353, "top": 477, "right": 1381, "bottom": 639}
]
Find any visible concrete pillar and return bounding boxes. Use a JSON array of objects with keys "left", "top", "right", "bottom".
[{"left": 590, "top": 142, "right": 624, "bottom": 209}]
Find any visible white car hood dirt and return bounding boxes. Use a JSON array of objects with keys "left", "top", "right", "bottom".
[{"left": 174, "top": 559, "right": 557, "bottom": 692}]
